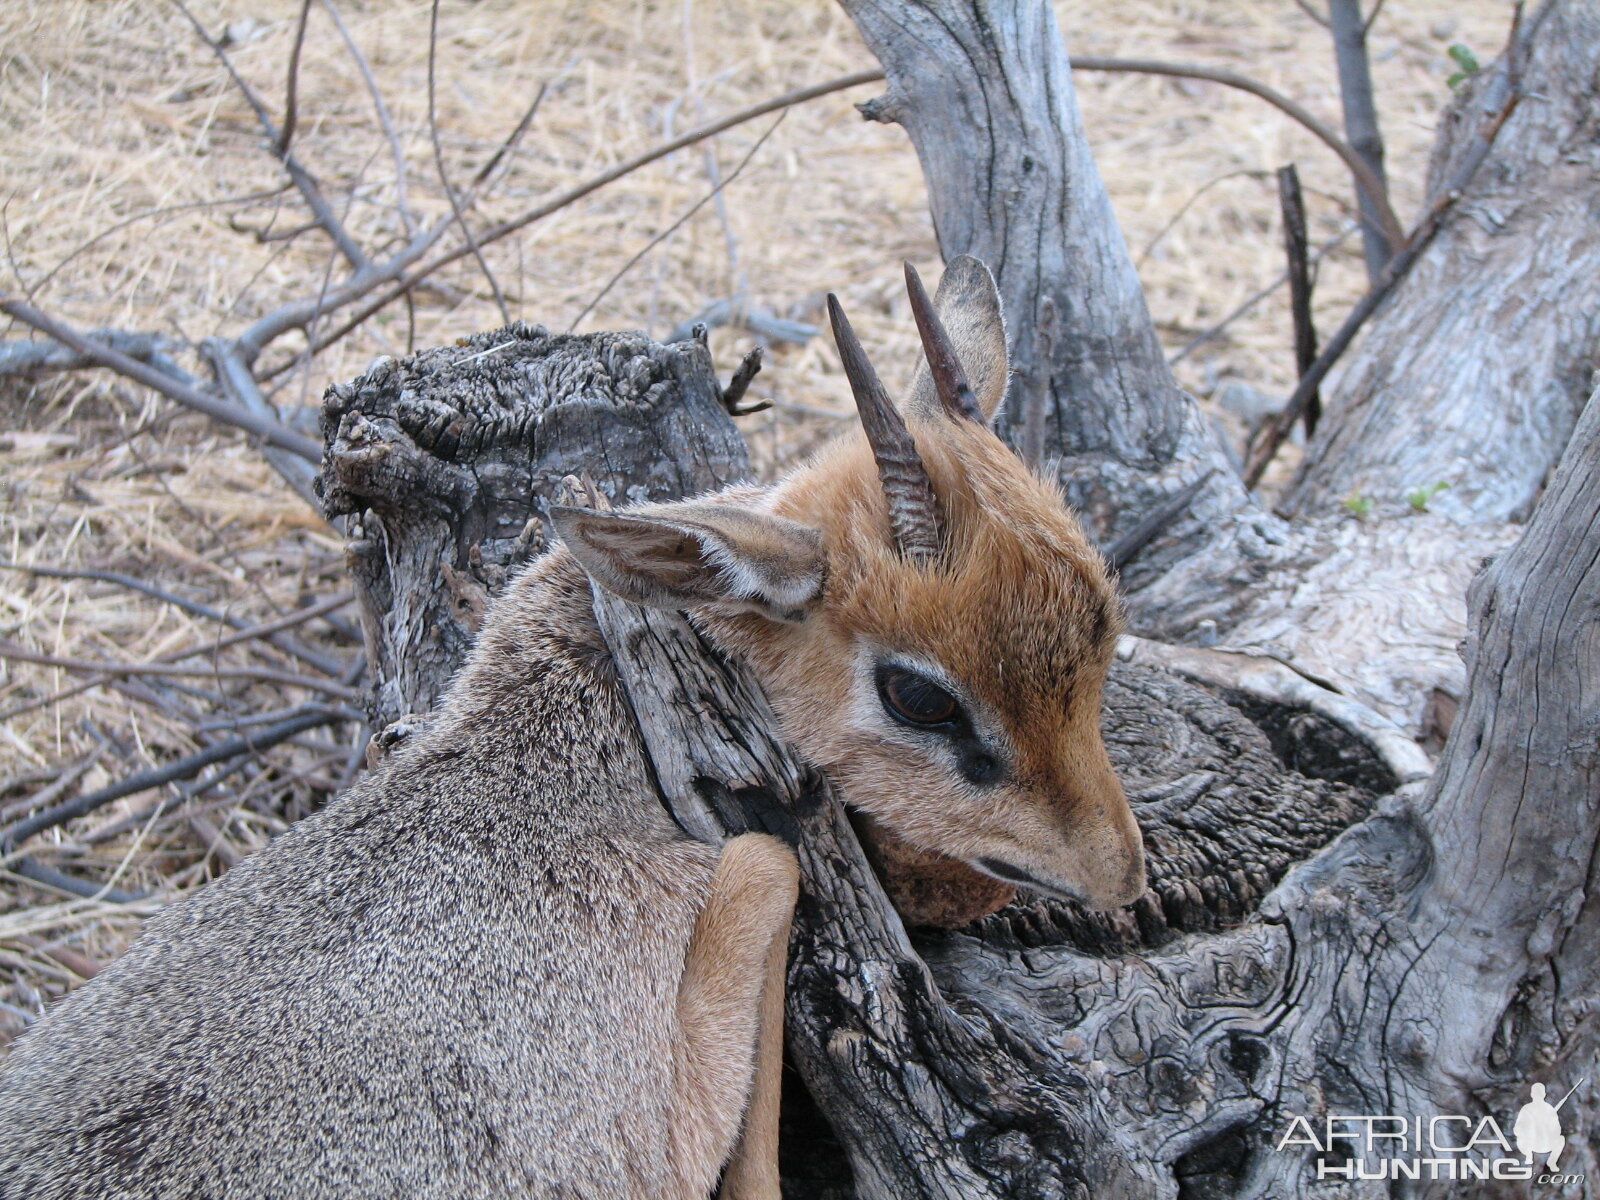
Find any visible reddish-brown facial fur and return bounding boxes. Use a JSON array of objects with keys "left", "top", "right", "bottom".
[{"left": 716, "top": 414, "right": 1144, "bottom": 910}]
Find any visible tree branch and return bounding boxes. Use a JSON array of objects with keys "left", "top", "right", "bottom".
[
  {"left": 1328, "top": 0, "right": 1393, "bottom": 280},
  {"left": 171, "top": 0, "right": 370, "bottom": 274},
  {"left": 0, "top": 642, "right": 363, "bottom": 702},
  {"left": 317, "top": 0, "right": 415, "bottom": 233},
  {"left": 1070, "top": 55, "right": 1404, "bottom": 250},
  {"left": 0, "top": 297, "right": 321, "bottom": 460},
  {"left": 427, "top": 0, "right": 510, "bottom": 324}
]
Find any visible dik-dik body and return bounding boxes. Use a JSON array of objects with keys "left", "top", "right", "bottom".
[{"left": 0, "top": 257, "right": 1144, "bottom": 1198}]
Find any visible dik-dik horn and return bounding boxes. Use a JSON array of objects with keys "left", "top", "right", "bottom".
[{"left": 0, "top": 256, "right": 1144, "bottom": 1198}]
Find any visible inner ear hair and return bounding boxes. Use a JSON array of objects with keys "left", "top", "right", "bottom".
[{"left": 548, "top": 504, "right": 824, "bottom": 621}]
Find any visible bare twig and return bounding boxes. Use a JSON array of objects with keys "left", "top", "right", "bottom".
[
  {"left": 0, "top": 707, "right": 339, "bottom": 902},
  {"left": 7, "top": 861, "right": 144, "bottom": 904},
  {"left": 1327, "top": 0, "right": 1392, "bottom": 280},
  {"left": 200, "top": 336, "right": 321, "bottom": 504},
  {"left": 1244, "top": 32, "right": 1526, "bottom": 487},
  {"left": 29, "top": 186, "right": 291, "bottom": 299},
  {"left": 305, "top": 70, "right": 885, "bottom": 355},
  {"left": 172, "top": 592, "right": 354, "bottom": 660},
  {"left": 722, "top": 346, "right": 768, "bottom": 415},
  {"left": 470, "top": 84, "right": 550, "bottom": 191},
  {"left": 1167, "top": 222, "right": 1356, "bottom": 365},
  {"left": 0, "top": 562, "right": 346, "bottom": 678},
  {"left": 170, "top": 0, "right": 370, "bottom": 273},
  {"left": 249, "top": 81, "right": 548, "bottom": 377},
  {"left": 1293, "top": 0, "right": 1331, "bottom": 27},
  {"left": 1277, "top": 165, "right": 1321, "bottom": 435},
  {"left": 0, "top": 641, "right": 364, "bottom": 702},
  {"left": 278, "top": 0, "right": 314, "bottom": 155},
  {"left": 663, "top": 300, "right": 817, "bottom": 346},
  {"left": 0, "top": 747, "right": 106, "bottom": 825},
  {"left": 428, "top": 0, "right": 510, "bottom": 324},
  {"left": 0, "top": 707, "right": 336, "bottom": 854},
  {"left": 1069, "top": 56, "right": 1403, "bottom": 250},
  {"left": 0, "top": 297, "right": 319, "bottom": 459},
  {"left": 319, "top": 0, "right": 415, "bottom": 233},
  {"left": 568, "top": 114, "right": 786, "bottom": 332},
  {"left": 1136, "top": 169, "right": 1271, "bottom": 265}
]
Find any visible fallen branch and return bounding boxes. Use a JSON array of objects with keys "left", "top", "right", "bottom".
[
  {"left": 0, "top": 329, "right": 189, "bottom": 382},
  {"left": 0, "top": 297, "right": 320, "bottom": 460},
  {"left": 0, "top": 641, "right": 363, "bottom": 702},
  {"left": 568, "top": 113, "right": 787, "bottom": 332},
  {"left": 0, "top": 706, "right": 339, "bottom": 858},
  {"left": 0, "top": 562, "right": 346, "bottom": 677}
]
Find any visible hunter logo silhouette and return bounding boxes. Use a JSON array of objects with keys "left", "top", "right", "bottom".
[{"left": 1516, "top": 1081, "right": 1582, "bottom": 1171}]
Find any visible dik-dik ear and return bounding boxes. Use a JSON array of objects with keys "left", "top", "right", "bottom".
[
  {"left": 548, "top": 502, "right": 825, "bottom": 623},
  {"left": 905, "top": 255, "right": 1009, "bottom": 421}
]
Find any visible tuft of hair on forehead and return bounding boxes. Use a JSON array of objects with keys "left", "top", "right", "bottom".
[{"left": 772, "top": 414, "right": 1123, "bottom": 720}]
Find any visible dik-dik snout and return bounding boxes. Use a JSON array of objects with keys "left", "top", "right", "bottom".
[{"left": 554, "top": 256, "right": 1146, "bottom": 912}]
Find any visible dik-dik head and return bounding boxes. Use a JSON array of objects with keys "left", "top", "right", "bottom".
[{"left": 552, "top": 257, "right": 1145, "bottom": 910}]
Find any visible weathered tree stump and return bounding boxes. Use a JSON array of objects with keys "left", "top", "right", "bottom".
[{"left": 318, "top": 323, "right": 749, "bottom": 732}]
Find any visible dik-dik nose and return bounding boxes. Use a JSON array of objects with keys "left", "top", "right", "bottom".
[{"left": 1057, "top": 772, "right": 1147, "bottom": 910}]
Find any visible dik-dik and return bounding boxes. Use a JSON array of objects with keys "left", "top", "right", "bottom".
[{"left": 0, "top": 257, "right": 1144, "bottom": 1198}]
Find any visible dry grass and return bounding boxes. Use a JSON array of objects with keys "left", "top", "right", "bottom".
[{"left": 0, "top": 0, "right": 1512, "bottom": 1048}]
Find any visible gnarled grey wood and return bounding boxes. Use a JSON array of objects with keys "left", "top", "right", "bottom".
[
  {"left": 317, "top": 322, "right": 749, "bottom": 732},
  {"left": 1285, "top": 1, "right": 1600, "bottom": 525}
]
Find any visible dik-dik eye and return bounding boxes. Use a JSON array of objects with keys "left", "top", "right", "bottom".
[{"left": 877, "top": 665, "right": 961, "bottom": 727}]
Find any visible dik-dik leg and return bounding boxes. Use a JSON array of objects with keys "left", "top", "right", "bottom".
[{"left": 671, "top": 832, "right": 798, "bottom": 1200}]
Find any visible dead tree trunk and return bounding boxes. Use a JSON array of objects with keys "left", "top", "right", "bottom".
[{"left": 316, "top": 324, "right": 749, "bottom": 733}]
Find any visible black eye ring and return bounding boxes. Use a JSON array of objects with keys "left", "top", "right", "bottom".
[{"left": 877, "top": 666, "right": 961, "bottom": 728}]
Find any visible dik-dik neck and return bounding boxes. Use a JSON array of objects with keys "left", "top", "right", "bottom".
[{"left": 416, "top": 548, "right": 667, "bottom": 833}]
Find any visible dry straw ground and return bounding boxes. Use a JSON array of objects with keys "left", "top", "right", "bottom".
[{"left": 0, "top": 0, "right": 1510, "bottom": 1049}]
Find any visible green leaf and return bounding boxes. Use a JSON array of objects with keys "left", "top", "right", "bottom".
[
  {"left": 1446, "top": 43, "right": 1480, "bottom": 89},
  {"left": 1404, "top": 481, "right": 1451, "bottom": 512}
]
